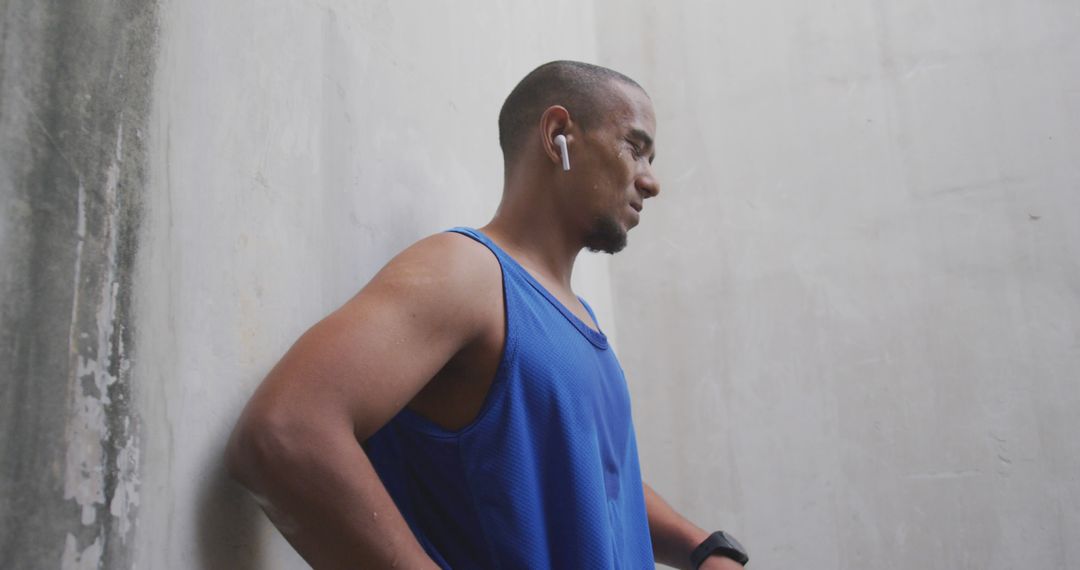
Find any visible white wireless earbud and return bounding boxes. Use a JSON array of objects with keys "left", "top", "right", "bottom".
[{"left": 554, "top": 134, "right": 570, "bottom": 171}]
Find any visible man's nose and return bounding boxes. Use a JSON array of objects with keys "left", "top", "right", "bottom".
[{"left": 637, "top": 171, "right": 660, "bottom": 199}]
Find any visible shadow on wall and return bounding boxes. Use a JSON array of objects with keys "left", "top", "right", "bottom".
[{"left": 195, "top": 447, "right": 265, "bottom": 570}]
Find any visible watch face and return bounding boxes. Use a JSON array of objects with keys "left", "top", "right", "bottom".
[
  {"left": 721, "top": 532, "right": 746, "bottom": 555},
  {"left": 692, "top": 531, "right": 750, "bottom": 568}
]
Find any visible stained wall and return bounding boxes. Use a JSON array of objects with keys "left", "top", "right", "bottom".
[{"left": 2, "top": 1, "right": 1078, "bottom": 569}]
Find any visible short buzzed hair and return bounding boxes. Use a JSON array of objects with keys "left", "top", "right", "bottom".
[{"left": 498, "top": 60, "right": 645, "bottom": 165}]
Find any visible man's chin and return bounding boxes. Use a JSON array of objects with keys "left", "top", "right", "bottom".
[{"left": 584, "top": 217, "right": 629, "bottom": 254}]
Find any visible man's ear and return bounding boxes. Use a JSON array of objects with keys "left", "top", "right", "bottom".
[{"left": 539, "top": 105, "right": 573, "bottom": 169}]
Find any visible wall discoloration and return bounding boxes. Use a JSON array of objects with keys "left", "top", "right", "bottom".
[
  {"left": 0, "top": 0, "right": 157, "bottom": 567},
  {"left": 5, "top": 1, "right": 1076, "bottom": 568}
]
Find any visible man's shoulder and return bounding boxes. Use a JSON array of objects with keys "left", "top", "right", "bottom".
[
  {"left": 372, "top": 229, "right": 501, "bottom": 303},
  {"left": 399, "top": 229, "right": 497, "bottom": 273},
  {"left": 356, "top": 230, "right": 502, "bottom": 340},
  {"left": 408, "top": 229, "right": 486, "bottom": 255}
]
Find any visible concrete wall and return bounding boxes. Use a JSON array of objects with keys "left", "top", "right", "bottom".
[
  {"left": 1, "top": 0, "right": 614, "bottom": 568},
  {"left": 600, "top": 1, "right": 1080, "bottom": 569},
  {"left": 1, "top": 1, "right": 156, "bottom": 568},
  {"left": 134, "top": 1, "right": 613, "bottom": 568},
  {"left": 2, "top": 0, "right": 1078, "bottom": 569}
]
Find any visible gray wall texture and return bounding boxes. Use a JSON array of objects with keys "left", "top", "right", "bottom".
[
  {"left": 1, "top": 0, "right": 156, "bottom": 568},
  {"left": 1, "top": 1, "right": 1077, "bottom": 569},
  {"left": 600, "top": 2, "right": 1080, "bottom": 568}
]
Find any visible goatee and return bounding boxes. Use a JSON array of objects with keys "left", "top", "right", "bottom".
[{"left": 584, "top": 215, "right": 628, "bottom": 254}]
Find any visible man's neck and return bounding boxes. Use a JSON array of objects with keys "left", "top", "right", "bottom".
[{"left": 480, "top": 195, "right": 582, "bottom": 292}]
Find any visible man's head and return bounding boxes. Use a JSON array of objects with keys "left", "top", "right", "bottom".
[
  {"left": 498, "top": 61, "right": 645, "bottom": 164},
  {"left": 497, "top": 61, "right": 660, "bottom": 254}
]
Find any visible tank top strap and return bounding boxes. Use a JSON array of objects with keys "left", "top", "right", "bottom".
[
  {"left": 444, "top": 227, "right": 609, "bottom": 349},
  {"left": 445, "top": 226, "right": 526, "bottom": 286},
  {"left": 445, "top": 227, "right": 512, "bottom": 266},
  {"left": 577, "top": 296, "right": 599, "bottom": 325}
]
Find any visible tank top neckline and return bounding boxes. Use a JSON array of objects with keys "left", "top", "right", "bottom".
[{"left": 450, "top": 227, "right": 609, "bottom": 350}]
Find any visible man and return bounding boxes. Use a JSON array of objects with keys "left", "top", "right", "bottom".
[{"left": 226, "top": 61, "right": 748, "bottom": 569}]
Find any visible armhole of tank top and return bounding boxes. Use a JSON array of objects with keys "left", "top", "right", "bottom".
[{"left": 392, "top": 229, "right": 518, "bottom": 439}]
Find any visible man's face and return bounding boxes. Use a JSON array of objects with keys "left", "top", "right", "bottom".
[{"left": 573, "top": 82, "right": 660, "bottom": 254}]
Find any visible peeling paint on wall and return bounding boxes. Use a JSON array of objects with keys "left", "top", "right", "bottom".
[
  {"left": 61, "top": 533, "right": 103, "bottom": 570},
  {"left": 0, "top": 0, "right": 158, "bottom": 567},
  {"left": 63, "top": 126, "right": 141, "bottom": 541}
]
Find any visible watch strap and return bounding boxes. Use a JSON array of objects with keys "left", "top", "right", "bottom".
[{"left": 690, "top": 531, "right": 749, "bottom": 568}]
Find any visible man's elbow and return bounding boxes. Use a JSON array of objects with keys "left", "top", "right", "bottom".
[{"left": 225, "top": 406, "right": 305, "bottom": 492}]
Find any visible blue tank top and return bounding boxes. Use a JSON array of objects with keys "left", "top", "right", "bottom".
[{"left": 364, "top": 227, "right": 654, "bottom": 569}]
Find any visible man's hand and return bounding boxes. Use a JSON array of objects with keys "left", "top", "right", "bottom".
[{"left": 698, "top": 555, "right": 746, "bottom": 570}]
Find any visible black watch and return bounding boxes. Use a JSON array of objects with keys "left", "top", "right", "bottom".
[{"left": 689, "top": 531, "right": 749, "bottom": 568}]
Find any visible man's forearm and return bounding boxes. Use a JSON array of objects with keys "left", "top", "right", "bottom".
[
  {"left": 643, "top": 482, "right": 710, "bottom": 569},
  {"left": 226, "top": 416, "right": 438, "bottom": 570},
  {"left": 644, "top": 482, "right": 746, "bottom": 570}
]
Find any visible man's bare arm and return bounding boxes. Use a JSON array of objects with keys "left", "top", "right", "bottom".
[
  {"left": 644, "top": 482, "right": 744, "bottom": 570},
  {"left": 225, "top": 233, "right": 499, "bottom": 569}
]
